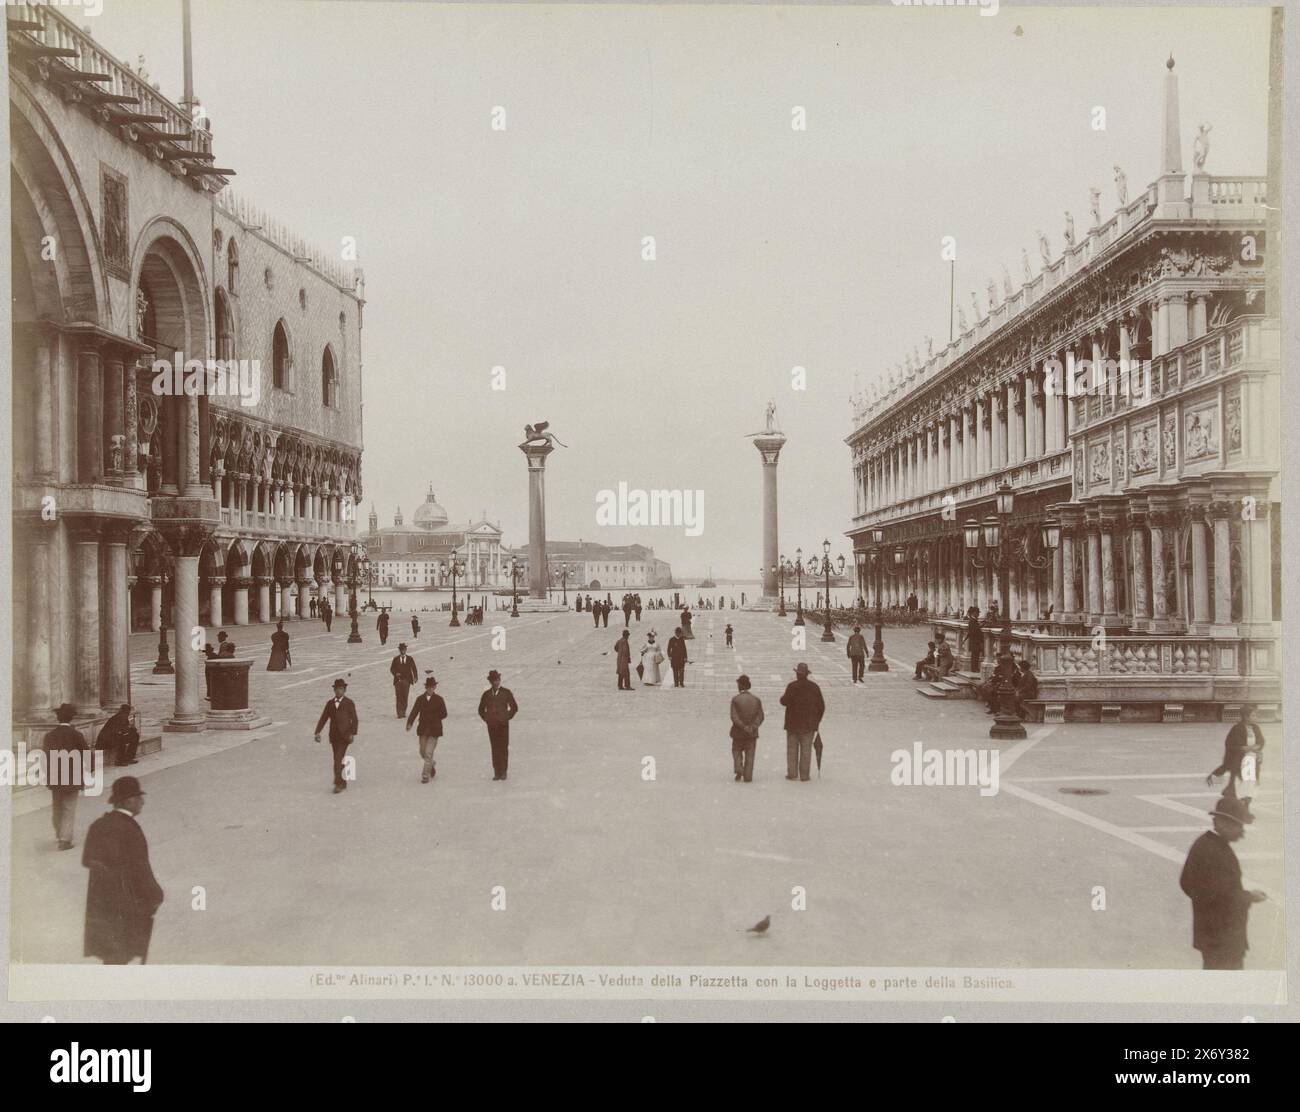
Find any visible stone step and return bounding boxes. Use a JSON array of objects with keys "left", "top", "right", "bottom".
[{"left": 915, "top": 686, "right": 948, "bottom": 699}]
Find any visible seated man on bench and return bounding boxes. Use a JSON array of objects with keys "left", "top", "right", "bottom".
[
  {"left": 924, "top": 634, "right": 956, "bottom": 682},
  {"left": 913, "top": 642, "right": 936, "bottom": 680}
]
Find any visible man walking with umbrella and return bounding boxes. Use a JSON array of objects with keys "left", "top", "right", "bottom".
[{"left": 779, "top": 662, "right": 824, "bottom": 782}]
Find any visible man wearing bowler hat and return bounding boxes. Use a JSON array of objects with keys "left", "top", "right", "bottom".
[
  {"left": 314, "top": 678, "right": 360, "bottom": 793},
  {"left": 44, "top": 702, "right": 89, "bottom": 850},
  {"left": 1179, "top": 792, "right": 1268, "bottom": 969},
  {"left": 390, "top": 642, "right": 418, "bottom": 718},
  {"left": 477, "top": 670, "right": 519, "bottom": 781},
  {"left": 82, "top": 776, "right": 164, "bottom": 965},
  {"left": 406, "top": 676, "right": 447, "bottom": 783},
  {"left": 779, "top": 662, "right": 825, "bottom": 782}
]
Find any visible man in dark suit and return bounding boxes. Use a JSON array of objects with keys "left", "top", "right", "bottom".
[
  {"left": 779, "top": 662, "right": 825, "bottom": 782},
  {"left": 667, "top": 628, "right": 688, "bottom": 687},
  {"left": 83, "top": 776, "right": 163, "bottom": 964},
  {"left": 390, "top": 643, "right": 418, "bottom": 718},
  {"left": 1179, "top": 793, "right": 1267, "bottom": 969},
  {"left": 965, "top": 606, "right": 983, "bottom": 673},
  {"left": 1208, "top": 704, "right": 1266, "bottom": 789},
  {"left": 98, "top": 703, "right": 140, "bottom": 767},
  {"left": 314, "top": 678, "right": 359, "bottom": 793},
  {"left": 44, "top": 702, "right": 88, "bottom": 850},
  {"left": 477, "top": 669, "right": 519, "bottom": 781},
  {"left": 406, "top": 676, "right": 447, "bottom": 782},
  {"left": 614, "top": 630, "right": 633, "bottom": 690},
  {"left": 376, "top": 610, "right": 389, "bottom": 645},
  {"left": 321, "top": 598, "right": 333, "bottom": 631},
  {"left": 592, "top": 599, "right": 601, "bottom": 628}
]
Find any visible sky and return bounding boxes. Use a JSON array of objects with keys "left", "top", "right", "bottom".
[{"left": 78, "top": 1, "right": 1272, "bottom": 578}]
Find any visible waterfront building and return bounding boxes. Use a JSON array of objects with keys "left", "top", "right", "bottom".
[
  {"left": 845, "top": 60, "right": 1279, "bottom": 722},
  {"left": 9, "top": 4, "right": 364, "bottom": 741}
]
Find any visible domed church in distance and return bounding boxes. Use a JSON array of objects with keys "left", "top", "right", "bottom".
[{"left": 366, "top": 483, "right": 507, "bottom": 588}]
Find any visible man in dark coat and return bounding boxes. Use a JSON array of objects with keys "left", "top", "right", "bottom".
[
  {"left": 82, "top": 776, "right": 163, "bottom": 964},
  {"left": 376, "top": 610, "right": 389, "bottom": 646},
  {"left": 44, "top": 702, "right": 88, "bottom": 850},
  {"left": 267, "top": 621, "right": 291, "bottom": 671},
  {"left": 1014, "top": 660, "right": 1039, "bottom": 717},
  {"left": 98, "top": 703, "right": 140, "bottom": 767},
  {"left": 666, "top": 628, "right": 688, "bottom": 687},
  {"left": 600, "top": 600, "right": 610, "bottom": 628},
  {"left": 477, "top": 670, "right": 519, "bottom": 781},
  {"left": 406, "top": 676, "right": 447, "bottom": 782},
  {"left": 1179, "top": 793, "right": 1267, "bottom": 969},
  {"left": 779, "top": 662, "right": 825, "bottom": 782},
  {"left": 1208, "top": 705, "right": 1265, "bottom": 789},
  {"left": 314, "top": 678, "right": 359, "bottom": 793},
  {"left": 965, "top": 606, "right": 983, "bottom": 673},
  {"left": 321, "top": 599, "right": 333, "bottom": 631},
  {"left": 593, "top": 598, "right": 601, "bottom": 628},
  {"left": 846, "top": 625, "right": 868, "bottom": 684},
  {"left": 390, "top": 643, "right": 418, "bottom": 718},
  {"left": 614, "top": 629, "right": 633, "bottom": 690}
]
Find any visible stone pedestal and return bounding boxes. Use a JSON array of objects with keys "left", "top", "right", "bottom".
[
  {"left": 751, "top": 429, "right": 787, "bottom": 604},
  {"left": 204, "top": 658, "right": 271, "bottom": 730},
  {"left": 519, "top": 440, "right": 556, "bottom": 600}
]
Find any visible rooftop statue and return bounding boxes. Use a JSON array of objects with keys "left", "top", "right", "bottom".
[
  {"left": 1194, "top": 122, "right": 1212, "bottom": 171},
  {"left": 1089, "top": 186, "right": 1101, "bottom": 226},
  {"left": 1002, "top": 266, "right": 1014, "bottom": 299},
  {"left": 957, "top": 306, "right": 969, "bottom": 333},
  {"left": 1113, "top": 164, "right": 1128, "bottom": 205},
  {"left": 986, "top": 278, "right": 998, "bottom": 311},
  {"left": 1038, "top": 229, "right": 1052, "bottom": 266},
  {"left": 1022, "top": 248, "right": 1033, "bottom": 284},
  {"left": 970, "top": 291, "right": 981, "bottom": 321},
  {"left": 1063, "top": 211, "right": 1076, "bottom": 247}
]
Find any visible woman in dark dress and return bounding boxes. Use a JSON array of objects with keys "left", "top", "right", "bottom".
[{"left": 267, "top": 621, "right": 291, "bottom": 671}]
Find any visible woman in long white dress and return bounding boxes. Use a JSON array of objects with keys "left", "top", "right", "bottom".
[{"left": 641, "top": 631, "right": 664, "bottom": 686}]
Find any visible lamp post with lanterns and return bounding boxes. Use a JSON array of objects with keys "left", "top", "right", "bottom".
[
  {"left": 783, "top": 548, "right": 809, "bottom": 626},
  {"left": 347, "top": 541, "right": 365, "bottom": 644},
  {"left": 509, "top": 557, "right": 522, "bottom": 617},
  {"left": 553, "top": 562, "right": 571, "bottom": 605},
  {"left": 964, "top": 479, "right": 1059, "bottom": 740},
  {"left": 810, "top": 539, "right": 847, "bottom": 642},
  {"left": 866, "top": 529, "right": 890, "bottom": 671},
  {"left": 771, "top": 559, "right": 788, "bottom": 618},
  {"left": 441, "top": 556, "right": 467, "bottom": 627}
]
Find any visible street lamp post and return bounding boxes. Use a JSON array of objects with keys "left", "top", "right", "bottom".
[
  {"left": 964, "top": 480, "right": 1058, "bottom": 740},
  {"left": 785, "top": 548, "right": 807, "bottom": 626},
  {"left": 773, "top": 559, "right": 787, "bottom": 617},
  {"left": 554, "top": 562, "right": 570, "bottom": 605},
  {"left": 868, "top": 529, "right": 889, "bottom": 671},
  {"left": 442, "top": 557, "right": 466, "bottom": 627},
  {"left": 813, "top": 539, "right": 846, "bottom": 643},
  {"left": 347, "top": 541, "right": 363, "bottom": 644},
  {"left": 509, "top": 557, "right": 522, "bottom": 617}
]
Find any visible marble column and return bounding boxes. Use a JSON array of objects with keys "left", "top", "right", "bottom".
[
  {"left": 1190, "top": 513, "right": 1211, "bottom": 625},
  {"left": 297, "top": 579, "right": 311, "bottom": 618},
  {"left": 231, "top": 579, "right": 249, "bottom": 625},
  {"left": 77, "top": 348, "right": 104, "bottom": 483},
  {"left": 278, "top": 579, "right": 292, "bottom": 619},
  {"left": 335, "top": 579, "right": 348, "bottom": 615},
  {"left": 104, "top": 357, "right": 125, "bottom": 480},
  {"left": 1244, "top": 502, "right": 1273, "bottom": 631},
  {"left": 1086, "top": 527, "right": 1103, "bottom": 619},
  {"left": 1211, "top": 502, "right": 1233, "bottom": 629},
  {"left": 1149, "top": 518, "right": 1170, "bottom": 626},
  {"left": 1061, "top": 530, "right": 1077, "bottom": 617},
  {"left": 167, "top": 550, "right": 206, "bottom": 731},
  {"left": 256, "top": 577, "right": 272, "bottom": 623},
  {"left": 1131, "top": 519, "right": 1150, "bottom": 627},
  {"left": 72, "top": 525, "right": 101, "bottom": 714},
  {"left": 1100, "top": 522, "right": 1119, "bottom": 623},
  {"left": 33, "top": 338, "right": 55, "bottom": 478},
  {"left": 751, "top": 428, "right": 786, "bottom": 603},
  {"left": 208, "top": 577, "right": 225, "bottom": 628},
  {"left": 150, "top": 577, "right": 164, "bottom": 632},
  {"left": 1051, "top": 544, "right": 1064, "bottom": 618},
  {"left": 26, "top": 532, "right": 54, "bottom": 715},
  {"left": 183, "top": 394, "right": 203, "bottom": 496},
  {"left": 103, "top": 528, "right": 131, "bottom": 708}
]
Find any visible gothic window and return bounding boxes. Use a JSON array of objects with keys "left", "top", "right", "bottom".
[
  {"left": 272, "top": 321, "right": 291, "bottom": 390},
  {"left": 322, "top": 347, "right": 338, "bottom": 408}
]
